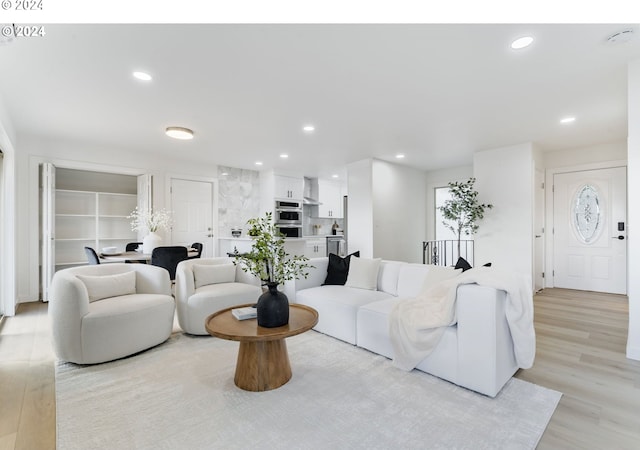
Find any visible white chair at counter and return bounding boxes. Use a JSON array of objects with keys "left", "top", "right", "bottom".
[{"left": 175, "top": 257, "right": 263, "bottom": 335}]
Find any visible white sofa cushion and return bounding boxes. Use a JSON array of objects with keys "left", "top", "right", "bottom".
[
  {"left": 345, "top": 257, "right": 381, "bottom": 290},
  {"left": 396, "top": 264, "right": 461, "bottom": 298},
  {"left": 421, "top": 265, "right": 462, "bottom": 290},
  {"left": 377, "top": 260, "right": 403, "bottom": 295},
  {"left": 76, "top": 271, "right": 137, "bottom": 302},
  {"left": 192, "top": 263, "right": 236, "bottom": 289},
  {"left": 295, "top": 285, "right": 392, "bottom": 344},
  {"left": 356, "top": 296, "right": 459, "bottom": 383}
]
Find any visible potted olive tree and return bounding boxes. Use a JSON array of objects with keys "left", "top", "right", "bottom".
[
  {"left": 233, "top": 212, "right": 312, "bottom": 327},
  {"left": 438, "top": 177, "right": 493, "bottom": 258}
]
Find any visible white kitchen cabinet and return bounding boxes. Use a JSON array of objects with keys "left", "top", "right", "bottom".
[
  {"left": 274, "top": 175, "right": 304, "bottom": 201},
  {"left": 55, "top": 189, "right": 137, "bottom": 268},
  {"left": 304, "top": 238, "right": 327, "bottom": 258},
  {"left": 317, "top": 179, "right": 343, "bottom": 219}
]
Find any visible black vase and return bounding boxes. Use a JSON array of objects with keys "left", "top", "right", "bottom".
[{"left": 256, "top": 282, "right": 290, "bottom": 328}]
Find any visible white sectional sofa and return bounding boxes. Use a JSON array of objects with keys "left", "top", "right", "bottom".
[{"left": 288, "top": 257, "right": 519, "bottom": 397}]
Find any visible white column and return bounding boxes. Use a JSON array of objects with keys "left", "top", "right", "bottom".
[{"left": 627, "top": 60, "right": 640, "bottom": 360}]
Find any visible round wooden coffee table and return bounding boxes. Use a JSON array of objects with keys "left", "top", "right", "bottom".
[{"left": 205, "top": 303, "right": 319, "bottom": 392}]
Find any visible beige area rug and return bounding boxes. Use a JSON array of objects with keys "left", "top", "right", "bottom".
[{"left": 56, "top": 331, "right": 560, "bottom": 450}]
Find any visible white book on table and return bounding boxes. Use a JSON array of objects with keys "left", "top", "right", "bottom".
[{"left": 232, "top": 306, "right": 257, "bottom": 320}]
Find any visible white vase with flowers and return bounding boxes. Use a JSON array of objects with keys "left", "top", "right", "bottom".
[{"left": 127, "top": 207, "right": 173, "bottom": 254}]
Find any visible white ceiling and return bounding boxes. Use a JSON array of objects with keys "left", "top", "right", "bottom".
[{"left": 1, "top": 23, "right": 639, "bottom": 178}]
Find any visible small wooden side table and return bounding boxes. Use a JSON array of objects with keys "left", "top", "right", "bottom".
[{"left": 205, "top": 303, "right": 319, "bottom": 392}]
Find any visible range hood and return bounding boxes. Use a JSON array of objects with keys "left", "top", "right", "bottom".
[
  {"left": 303, "top": 177, "right": 322, "bottom": 205},
  {"left": 303, "top": 197, "right": 321, "bottom": 205}
]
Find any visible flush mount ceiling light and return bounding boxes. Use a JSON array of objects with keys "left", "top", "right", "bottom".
[
  {"left": 133, "top": 71, "right": 152, "bottom": 81},
  {"left": 332, "top": 174, "right": 339, "bottom": 178},
  {"left": 511, "top": 36, "right": 534, "bottom": 50},
  {"left": 395, "top": 153, "right": 405, "bottom": 159},
  {"left": 560, "top": 117, "right": 576, "bottom": 124},
  {"left": 255, "top": 161, "right": 263, "bottom": 166},
  {"left": 280, "top": 153, "right": 289, "bottom": 159},
  {"left": 303, "top": 125, "right": 315, "bottom": 132},
  {"left": 165, "top": 127, "right": 194, "bottom": 140}
]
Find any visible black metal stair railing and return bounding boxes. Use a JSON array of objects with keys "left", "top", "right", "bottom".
[{"left": 422, "top": 240, "right": 474, "bottom": 266}]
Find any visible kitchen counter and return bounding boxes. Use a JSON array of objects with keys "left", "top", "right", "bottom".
[{"left": 218, "top": 236, "right": 307, "bottom": 256}]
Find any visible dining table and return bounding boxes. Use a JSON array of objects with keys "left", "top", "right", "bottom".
[{"left": 100, "top": 248, "right": 198, "bottom": 263}]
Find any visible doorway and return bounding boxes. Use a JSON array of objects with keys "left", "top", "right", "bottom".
[
  {"left": 170, "top": 177, "right": 216, "bottom": 258},
  {"left": 553, "top": 166, "right": 627, "bottom": 294},
  {"left": 0, "top": 149, "right": 3, "bottom": 319}
]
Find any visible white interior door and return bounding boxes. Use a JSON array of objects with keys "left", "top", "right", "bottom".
[
  {"left": 534, "top": 169, "right": 545, "bottom": 292},
  {"left": 41, "top": 162, "right": 56, "bottom": 301},
  {"left": 170, "top": 178, "right": 215, "bottom": 257},
  {"left": 553, "top": 167, "right": 627, "bottom": 294}
]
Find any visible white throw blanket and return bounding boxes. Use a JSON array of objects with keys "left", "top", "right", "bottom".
[{"left": 389, "top": 266, "right": 536, "bottom": 371}]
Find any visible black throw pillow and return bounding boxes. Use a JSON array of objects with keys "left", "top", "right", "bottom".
[
  {"left": 323, "top": 251, "right": 360, "bottom": 285},
  {"left": 454, "top": 257, "right": 473, "bottom": 272}
]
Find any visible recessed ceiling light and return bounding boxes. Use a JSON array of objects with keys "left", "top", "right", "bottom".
[
  {"left": 221, "top": 172, "right": 229, "bottom": 176},
  {"left": 133, "top": 71, "right": 152, "bottom": 81},
  {"left": 255, "top": 161, "right": 263, "bottom": 166},
  {"left": 303, "top": 125, "right": 315, "bottom": 132},
  {"left": 395, "top": 154, "right": 405, "bottom": 159},
  {"left": 511, "top": 36, "right": 534, "bottom": 50},
  {"left": 332, "top": 174, "right": 339, "bottom": 178},
  {"left": 560, "top": 117, "right": 576, "bottom": 124},
  {"left": 165, "top": 127, "right": 194, "bottom": 140},
  {"left": 280, "top": 154, "right": 289, "bottom": 159}
]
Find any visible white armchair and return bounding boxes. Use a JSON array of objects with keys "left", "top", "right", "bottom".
[
  {"left": 175, "top": 258, "right": 262, "bottom": 335},
  {"left": 49, "top": 263, "right": 175, "bottom": 364}
]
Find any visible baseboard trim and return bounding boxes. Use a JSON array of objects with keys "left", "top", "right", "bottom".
[{"left": 626, "top": 345, "right": 640, "bottom": 361}]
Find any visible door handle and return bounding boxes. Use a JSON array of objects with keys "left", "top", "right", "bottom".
[{"left": 612, "top": 236, "right": 625, "bottom": 240}]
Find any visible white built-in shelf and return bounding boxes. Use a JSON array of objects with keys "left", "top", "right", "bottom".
[{"left": 55, "top": 188, "right": 137, "bottom": 267}]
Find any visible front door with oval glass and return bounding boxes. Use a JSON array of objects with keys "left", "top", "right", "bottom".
[{"left": 553, "top": 167, "right": 627, "bottom": 294}]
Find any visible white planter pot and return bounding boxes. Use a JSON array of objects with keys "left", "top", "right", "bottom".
[{"left": 142, "top": 232, "right": 162, "bottom": 254}]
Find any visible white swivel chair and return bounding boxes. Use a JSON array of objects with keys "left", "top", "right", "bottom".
[
  {"left": 49, "top": 263, "right": 175, "bottom": 364},
  {"left": 175, "top": 258, "right": 263, "bottom": 335}
]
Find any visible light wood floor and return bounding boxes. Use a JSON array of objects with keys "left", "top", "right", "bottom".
[{"left": 1, "top": 288, "right": 640, "bottom": 449}]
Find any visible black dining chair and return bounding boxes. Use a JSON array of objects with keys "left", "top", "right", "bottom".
[
  {"left": 188, "top": 242, "right": 203, "bottom": 259},
  {"left": 126, "top": 242, "right": 142, "bottom": 252},
  {"left": 84, "top": 247, "right": 101, "bottom": 265},
  {"left": 150, "top": 246, "right": 188, "bottom": 281},
  {"left": 125, "top": 242, "right": 144, "bottom": 264}
]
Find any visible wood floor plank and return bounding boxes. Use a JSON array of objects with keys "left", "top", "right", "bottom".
[{"left": 2, "top": 288, "right": 640, "bottom": 449}]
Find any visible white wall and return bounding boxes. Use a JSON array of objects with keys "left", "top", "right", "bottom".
[
  {"left": 372, "top": 160, "right": 426, "bottom": 263},
  {"left": 474, "top": 143, "right": 535, "bottom": 278},
  {"left": 16, "top": 134, "right": 219, "bottom": 303},
  {"left": 0, "top": 100, "right": 17, "bottom": 316},
  {"left": 347, "top": 159, "right": 374, "bottom": 258},
  {"left": 544, "top": 141, "right": 627, "bottom": 168},
  {"left": 424, "top": 165, "right": 473, "bottom": 241},
  {"left": 627, "top": 60, "right": 640, "bottom": 361}
]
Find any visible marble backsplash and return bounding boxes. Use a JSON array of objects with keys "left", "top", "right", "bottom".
[
  {"left": 217, "top": 166, "right": 345, "bottom": 238},
  {"left": 217, "top": 166, "right": 261, "bottom": 238}
]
